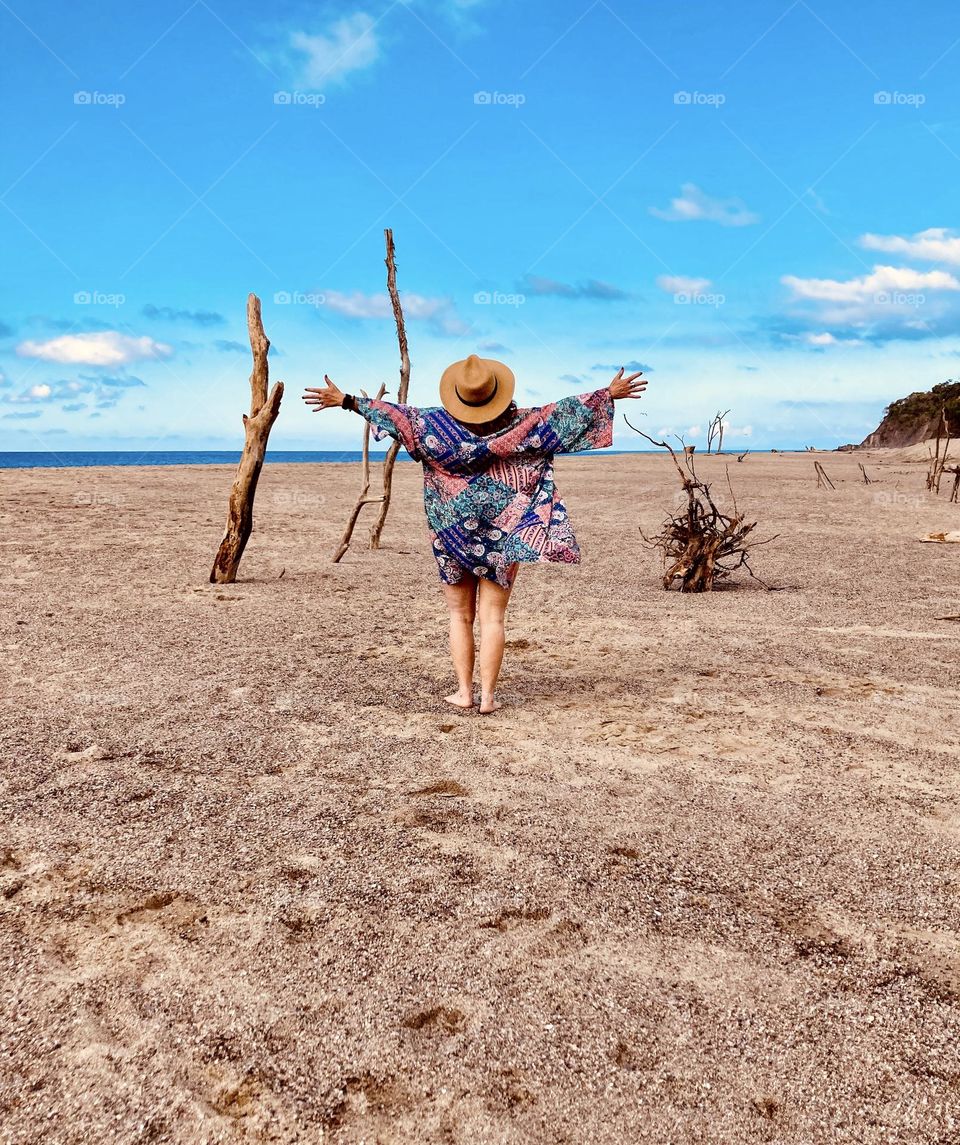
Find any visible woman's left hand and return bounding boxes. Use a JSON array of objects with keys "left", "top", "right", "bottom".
[
  {"left": 608, "top": 368, "right": 647, "bottom": 400},
  {"left": 303, "top": 375, "right": 345, "bottom": 411}
]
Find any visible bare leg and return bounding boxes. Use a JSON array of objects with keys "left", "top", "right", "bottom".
[
  {"left": 477, "top": 568, "right": 517, "bottom": 714},
  {"left": 441, "top": 577, "right": 477, "bottom": 707}
]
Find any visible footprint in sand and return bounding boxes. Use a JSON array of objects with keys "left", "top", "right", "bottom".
[
  {"left": 480, "top": 905, "right": 551, "bottom": 931},
  {"left": 409, "top": 779, "right": 470, "bottom": 797},
  {"left": 401, "top": 1005, "right": 467, "bottom": 1035}
]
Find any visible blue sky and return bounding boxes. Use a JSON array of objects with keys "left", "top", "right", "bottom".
[{"left": 2, "top": 0, "right": 960, "bottom": 452}]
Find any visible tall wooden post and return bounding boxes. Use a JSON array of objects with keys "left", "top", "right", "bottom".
[
  {"left": 369, "top": 228, "right": 411, "bottom": 550},
  {"left": 210, "top": 294, "right": 284, "bottom": 583},
  {"left": 332, "top": 229, "right": 411, "bottom": 562}
]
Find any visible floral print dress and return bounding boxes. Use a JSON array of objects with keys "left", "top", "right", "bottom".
[{"left": 354, "top": 388, "right": 615, "bottom": 588}]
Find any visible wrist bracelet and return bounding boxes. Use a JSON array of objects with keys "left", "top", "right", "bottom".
[{"left": 342, "top": 393, "right": 355, "bottom": 411}]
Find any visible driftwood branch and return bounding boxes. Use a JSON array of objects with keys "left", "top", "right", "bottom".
[
  {"left": 332, "top": 228, "right": 412, "bottom": 562},
  {"left": 814, "top": 460, "right": 835, "bottom": 490},
  {"left": 706, "top": 408, "right": 730, "bottom": 454},
  {"left": 626, "top": 415, "right": 776, "bottom": 592},
  {"left": 332, "top": 383, "right": 387, "bottom": 563},
  {"left": 369, "top": 228, "right": 411, "bottom": 550},
  {"left": 926, "top": 406, "right": 954, "bottom": 494},
  {"left": 210, "top": 294, "right": 283, "bottom": 583}
]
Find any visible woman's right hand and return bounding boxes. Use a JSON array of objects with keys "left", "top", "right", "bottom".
[
  {"left": 303, "top": 374, "right": 346, "bottom": 411},
  {"left": 608, "top": 368, "right": 647, "bottom": 400}
]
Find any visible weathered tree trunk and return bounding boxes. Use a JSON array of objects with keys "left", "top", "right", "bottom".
[
  {"left": 210, "top": 294, "right": 283, "bottom": 583},
  {"left": 369, "top": 228, "right": 411, "bottom": 550}
]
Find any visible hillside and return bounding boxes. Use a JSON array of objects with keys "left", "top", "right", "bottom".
[{"left": 859, "top": 380, "right": 960, "bottom": 448}]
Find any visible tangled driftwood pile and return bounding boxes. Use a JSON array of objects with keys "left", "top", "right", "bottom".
[{"left": 628, "top": 420, "right": 775, "bottom": 592}]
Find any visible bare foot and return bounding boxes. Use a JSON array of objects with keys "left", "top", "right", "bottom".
[
  {"left": 444, "top": 691, "right": 475, "bottom": 709},
  {"left": 478, "top": 697, "right": 501, "bottom": 715}
]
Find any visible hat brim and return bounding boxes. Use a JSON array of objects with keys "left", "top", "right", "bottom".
[{"left": 439, "top": 358, "right": 516, "bottom": 424}]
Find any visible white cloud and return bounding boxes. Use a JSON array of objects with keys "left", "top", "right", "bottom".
[
  {"left": 16, "top": 331, "right": 172, "bottom": 366},
  {"left": 859, "top": 227, "right": 960, "bottom": 266},
  {"left": 797, "top": 332, "right": 863, "bottom": 347},
  {"left": 781, "top": 264, "right": 960, "bottom": 304},
  {"left": 288, "top": 13, "right": 380, "bottom": 87},
  {"left": 651, "top": 183, "right": 759, "bottom": 227},
  {"left": 656, "top": 274, "right": 711, "bottom": 294},
  {"left": 1, "top": 373, "right": 145, "bottom": 410},
  {"left": 320, "top": 289, "right": 471, "bottom": 336}
]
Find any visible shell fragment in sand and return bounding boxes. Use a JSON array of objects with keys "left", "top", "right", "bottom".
[{"left": 919, "top": 531, "right": 960, "bottom": 543}]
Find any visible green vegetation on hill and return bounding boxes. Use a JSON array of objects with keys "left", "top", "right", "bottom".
[{"left": 883, "top": 380, "right": 960, "bottom": 435}]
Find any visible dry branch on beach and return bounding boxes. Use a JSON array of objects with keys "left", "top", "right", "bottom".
[
  {"left": 210, "top": 294, "right": 283, "bottom": 584},
  {"left": 627, "top": 418, "right": 776, "bottom": 592},
  {"left": 333, "top": 228, "right": 411, "bottom": 562},
  {"left": 926, "top": 406, "right": 955, "bottom": 496}
]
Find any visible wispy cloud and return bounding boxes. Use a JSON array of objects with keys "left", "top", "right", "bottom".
[
  {"left": 213, "top": 339, "right": 248, "bottom": 353},
  {"left": 768, "top": 259, "right": 960, "bottom": 344},
  {"left": 284, "top": 13, "right": 380, "bottom": 87},
  {"left": 859, "top": 227, "right": 960, "bottom": 266},
  {"left": 651, "top": 183, "right": 759, "bottom": 227},
  {"left": 590, "top": 360, "right": 653, "bottom": 372},
  {"left": 656, "top": 274, "right": 711, "bottom": 294},
  {"left": 319, "top": 289, "right": 471, "bottom": 336},
  {"left": 142, "top": 304, "right": 224, "bottom": 326},
  {"left": 15, "top": 332, "right": 172, "bottom": 367},
  {"left": 782, "top": 265, "right": 960, "bottom": 304},
  {"left": 1, "top": 373, "right": 146, "bottom": 411},
  {"left": 520, "top": 275, "right": 628, "bottom": 300}
]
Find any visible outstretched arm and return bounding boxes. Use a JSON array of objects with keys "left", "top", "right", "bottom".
[
  {"left": 303, "top": 374, "right": 350, "bottom": 411},
  {"left": 607, "top": 367, "right": 647, "bottom": 401},
  {"left": 302, "top": 375, "right": 421, "bottom": 460},
  {"left": 540, "top": 367, "right": 647, "bottom": 454}
]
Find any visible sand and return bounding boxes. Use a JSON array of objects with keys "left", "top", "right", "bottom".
[{"left": 1, "top": 447, "right": 959, "bottom": 1144}]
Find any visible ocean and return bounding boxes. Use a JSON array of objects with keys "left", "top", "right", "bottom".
[{"left": 0, "top": 449, "right": 658, "bottom": 469}]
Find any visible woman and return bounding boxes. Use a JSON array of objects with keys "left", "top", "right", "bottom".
[{"left": 303, "top": 355, "right": 646, "bottom": 714}]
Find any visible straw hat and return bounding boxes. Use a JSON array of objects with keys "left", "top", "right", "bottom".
[{"left": 439, "top": 353, "right": 516, "bottom": 424}]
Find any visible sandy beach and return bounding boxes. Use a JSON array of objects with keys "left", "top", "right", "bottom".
[{"left": 2, "top": 447, "right": 959, "bottom": 1144}]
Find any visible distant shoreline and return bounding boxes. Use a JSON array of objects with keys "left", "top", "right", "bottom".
[{"left": 1, "top": 448, "right": 809, "bottom": 470}]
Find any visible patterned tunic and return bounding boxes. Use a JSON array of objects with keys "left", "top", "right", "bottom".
[{"left": 354, "top": 388, "right": 614, "bottom": 587}]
